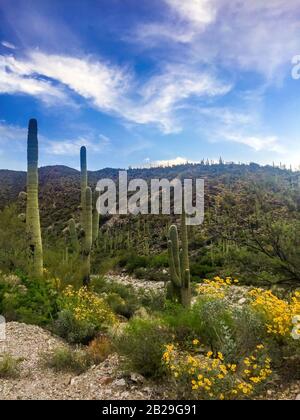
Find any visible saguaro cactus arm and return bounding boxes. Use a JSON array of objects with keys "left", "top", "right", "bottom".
[{"left": 68, "top": 218, "right": 79, "bottom": 253}]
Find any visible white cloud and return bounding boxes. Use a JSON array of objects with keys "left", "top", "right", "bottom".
[
  {"left": 0, "top": 51, "right": 231, "bottom": 133},
  {"left": 0, "top": 120, "right": 111, "bottom": 158},
  {"left": 0, "top": 120, "right": 26, "bottom": 142},
  {"left": 44, "top": 134, "right": 111, "bottom": 156},
  {"left": 146, "top": 156, "right": 198, "bottom": 167},
  {"left": 1, "top": 40, "right": 16, "bottom": 50},
  {"left": 45, "top": 138, "right": 91, "bottom": 156},
  {"left": 197, "top": 106, "right": 286, "bottom": 154},
  {"left": 0, "top": 55, "right": 70, "bottom": 104},
  {"left": 121, "top": 65, "right": 231, "bottom": 133},
  {"left": 25, "top": 52, "right": 130, "bottom": 111},
  {"left": 134, "top": 0, "right": 300, "bottom": 79},
  {"left": 165, "top": 0, "right": 216, "bottom": 26},
  {"left": 222, "top": 133, "right": 285, "bottom": 153}
]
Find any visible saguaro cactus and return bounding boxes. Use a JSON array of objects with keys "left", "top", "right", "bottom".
[
  {"left": 82, "top": 186, "right": 93, "bottom": 285},
  {"left": 167, "top": 212, "right": 191, "bottom": 307},
  {"left": 80, "top": 146, "right": 87, "bottom": 221},
  {"left": 26, "top": 119, "right": 43, "bottom": 279}
]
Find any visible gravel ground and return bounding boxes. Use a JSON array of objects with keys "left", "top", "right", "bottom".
[
  {"left": 102, "top": 273, "right": 166, "bottom": 293},
  {"left": 0, "top": 322, "right": 162, "bottom": 400}
]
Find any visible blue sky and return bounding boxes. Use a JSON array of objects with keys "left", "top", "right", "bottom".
[{"left": 1, "top": 0, "right": 300, "bottom": 170}]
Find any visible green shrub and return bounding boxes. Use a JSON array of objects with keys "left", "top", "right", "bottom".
[
  {"left": 0, "top": 206, "right": 28, "bottom": 273},
  {"left": 137, "top": 289, "right": 166, "bottom": 312},
  {"left": 92, "top": 276, "right": 166, "bottom": 317},
  {"left": 54, "top": 310, "right": 98, "bottom": 344},
  {"left": 118, "top": 252, "right": 168, "bottom": 274},
  {"left": 54, "top": 286, "right": 116, "bottom": 344},
  {"left": 114, "top": 317, "right": 172, "bottom": 378},
  {"left": 0, "top": 353, "right": 23, "bottom": 378},
  {"left": 42, "top": 347, "right": 92, "bottom": 374},
  {"left": 0, "top": 273, "right": 58, "bottom": 326},
  {"left": 92, "top": 277, "right": 140, "bottom": 318}
]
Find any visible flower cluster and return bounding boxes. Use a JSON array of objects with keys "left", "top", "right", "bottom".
[
  {"left": 196, "top": 276, "right": 239, "bottom": 299},
  {"left": 162, "top": 340, "right": 272, "bottom": 400},
  {"left": 249, "top": 288, "right": 300, "bottom": 338},
  {"left": 60, "top": 285, "right": 116, "bottom": 326}
]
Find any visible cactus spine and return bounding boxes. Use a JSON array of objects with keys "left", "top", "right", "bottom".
[
  {"left": 82, "top": 186, "right": 93, "bottom": 285},
  {"left": 26, "top": 119, "right": 43, "bottom": 279},
  {"left": 167, "top": 212, "right": 191, "bottom": 307}
]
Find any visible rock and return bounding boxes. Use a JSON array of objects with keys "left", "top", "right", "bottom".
[
  {"left": 130, "top": 373, "right": 145, "bottom": 384},
  {"left": 238, "top": 298, "right": 247, "bottom": 305},
  {"left": 295, "top": 394, "right": 300, "bottom": 400},
  {"left": 113, "top": 378, "right": 126, "bottom": 387},
  {"left": 70, "top": 377, "right": 80, "bottom": 386}
]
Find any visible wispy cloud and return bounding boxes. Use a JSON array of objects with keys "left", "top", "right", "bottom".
[
  {"left": 0, "top": 120, "right": 111, "bottom": 158},
  {"left": 0, "top": 120, "right": 26, "bottom": 142},
  {"left": 197, "top": 105, "right": 286, "bottom": 154},
  {"left": 165, "top": 0, "right": 216, "bottom": 26},
  {"left": 142, "top": 156, "right": 199, "bottom": 168},
  {"left": 222, "top": 133, "right": 284, "bottom": 153},
  {"left": 45, "top": 133, "right": 111, "bottom": 156},
  {"left": 0, "top": 55, "right": 70, "bottom": 105},
  {"left": 0, "top": 51, "right": 231, "bottom": 133},
  {"left": 1, "top": 40, "right": 16, "bottom": 50},
  {"left": 134, "top": 0, "right": 300, "bottom": 79}
]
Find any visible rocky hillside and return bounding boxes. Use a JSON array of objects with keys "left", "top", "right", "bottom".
[{"left": 0, "top": 162, "right": 298, "bottom": 231}]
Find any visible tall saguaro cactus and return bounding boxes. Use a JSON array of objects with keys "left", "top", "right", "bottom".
[
  {"left": 26, "top": 119, "right": 43, "bottom": 279},
  {"left": 167, "top": 212, "right": 191, "bottom": 307},
  {"left": 80, "top": 146, "right": 87, "bottom": 220},
  {"left": 82, "top": 186, "right": 93, "bottom": 285}
]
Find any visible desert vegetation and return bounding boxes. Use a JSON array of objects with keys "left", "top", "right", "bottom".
[{"left": 0, "top": 119, "right": 299, "bottom": 400}]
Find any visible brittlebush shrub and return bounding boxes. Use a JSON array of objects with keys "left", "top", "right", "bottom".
[
  {"left": 162, "top": 298, "right": 234, "bottom": 350},
  {"left": 54, "top": 286, "right": 116, "bottom": 344},
  {"left": 114, "top": 317, "right": 172, "bottom": 378},
  {"left": 163, "top": 341, "right": 272, "bottom": 400},
  {"left": 196, "top": 276, "right": 239, "bottom": 299},
  {"left": 249, "top": 289, "right": 300, "bottom": 340}
]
